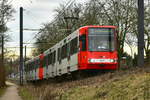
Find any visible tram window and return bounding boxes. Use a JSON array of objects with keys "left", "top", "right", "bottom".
[
  {"left": 70, "top": 37, "right": 78, "bottom": 55},
  {"left": 30, "top": 62, "right": 32, "bottom": 70},
  {"left": 29, "top": 63, "right": 31, "bottom": 70},
  {"left": 32, "top": 62, "right": 34, "bottom": 70},
  {"left": 46, "top": 55, "right": 48, "bottom": 66},
  {"left": 47, "top": 54, "right": 50, "bottom": 65},
  {"left": 34, "top": 61, "right": 36, "bottom": 69},
  {"left": 37, "top": 60, "right": 39, "bottom": 68},
  {"left": 31, "top": 63, "right": 33, "bottom": 70},
  {"left": 79, "top": 34, "right": 86, "bottom": 51},
  {"left": 29, "top": 64, "right": 31, "bottom": 71},
  {"left": 33, "top": 62, "right": 35, "bottom": 69},
  {"left": 27, "top": 64, "right": 29, "bottom": 71},
  {"left": 25, "top": 64, "right": 27, "bottom": 71},
  {"left": 28, "top": 63, "right": 30, "bottom": 71},
  {"left": 28, "top": 64, "right": 30, "bottom": 71},
  {"left": 33, "top": 62, "right": 35, "bottom": 70},
  {"left": 31, "top": 63, "right": 32, "bottom": 70},
  {"left": 25, "top": 64, "right": 26, "bottom": 71},
  {"left": 43, "top": 56, "right": 46, "bottom": 67},
  {"left": 57, "top": 48, "right": 61, "bottom": 61},
  {"left": 52, "top": 51, "right": 56, "bottom": 64},
  {"left": 37, "top": 59, "right": 40, "bottom": 68},
  {"left": 67, "top": 43, "right": 70, "bottom": 56},
  {"left": 28, "top": 64, "right": 29, "bottom": 71},
  {"left": 40, "top": 58, "right": 43, "bottom": 68},
  {"left": 51, "top": 53, "right": 53, "bottom": 64},
  {"left": 61, "top": 44, "right": 67, "bottom": 59},
  {"left": 48, "top": 53, "right": 52, "bottom": 65},
  {"left": 31, "top": 62, "right": 33, "bottom": 70},
  {"left": 32, "top": 61, "right": 35, "bottom": 70},
  {"left": 61, "top": 46, "right": 64, "bottom": 59},
  {"left": 45, "top": 56, "right": 48, "bottom": 67},
  {"left": 52, "top": 52, "right": 54, "bottom": 64}
]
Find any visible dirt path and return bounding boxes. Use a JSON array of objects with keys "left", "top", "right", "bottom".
[{"left": 0, "top": 82, "right": 22, "bottom": 100}]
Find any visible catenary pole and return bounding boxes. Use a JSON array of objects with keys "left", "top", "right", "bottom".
[
  {"left": 24, "top": 45, "right": 26, "bottom": 63},
  {"left": 138, "top": 0, "right": 144, "bottom": 67},
  {"left": 2, "top": 35, "right": 4, "bottom": 68},
  {"left": 0, "top": 0, "right": 6, "bottom": 86},
  {"left": 20, "top": 7, "right": 23, "bottom": 85}
]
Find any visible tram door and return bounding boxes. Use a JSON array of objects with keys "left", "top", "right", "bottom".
[
  {"left": 51, "top": 51, "right": 56, "bottom": 77},
  {"left": 79, "top": 34, "right": 87, "bottom": 67}
]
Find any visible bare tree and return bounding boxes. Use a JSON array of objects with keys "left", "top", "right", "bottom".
[
  {"left": 0, "top": 0, "right": 14, "bottom": 87},
  {"left": 34, "top": 1, "right": 82, "bottom": 54},
  {"left": 34, "top": 0, "right": 150, "bottom": 64}
]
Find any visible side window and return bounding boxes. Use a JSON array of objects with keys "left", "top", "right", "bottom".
[
  {"left": 46, "top": 55, "right": 48, "bottom": 67},
  {"left": 27, "top": 64, "right": 28, "bottom": 71},
  {"left": 28, "top": 64, "right": 30, "bottom": 71},
  {"left": 34, "top": 61, "right": 36, "bottom": 69},
  {"left": 34, "top": 60, "right": 38, "bottom": 70},
  {"left": 61, "top": 44, "right": 67, "bottom": 59},
  {"left": 30, "top": 63, "right": 31, "bottom": 71},
  {"left": 43, "top": 56, "right": 48, "bottom": 67},
  {"left": 31, "top": 62, "right": 33, "bottom": 71},
  {"left": 47, "top": 53, "right": 49, "bottom": 65},
  {"left": 43, "top": 57, "right": 46, "bottom": 67},
  {"left": 67, "top": 42, "right": 70, "bottom": 56},
  {"left": 57, "top": 48, "right": 61, "bottom": 61},
  {"left": 48, "top": 53, "right": 52, "bottom": 65},
  {"left": 29, "top": 62, "right": 31, "bottom": 71},
  {"left": 29, "top": 63, "right": 31, "bottom": 71},
  {"left": 52, "top": 51, "right": 56, "bottom": 64},
  {"left": 79, "top": 34, "right": 86, "bottom": 51},
  {"left": 70, "top": 37, "right": 78, "bottom": 55},
  {"left": 32, "top": 62, "right": 34, "bottom": 70},
  {"left": 37, "top": 59, "right": 40, "bottom": 68},
  {"left": 25, "top": 64, "right": 27, "bottom": 72},
  {"left": 40, "top": 58, "right": 43, "bottom": 68}
]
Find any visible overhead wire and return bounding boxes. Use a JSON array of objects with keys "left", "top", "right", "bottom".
[
  {"left": 6, "top": 0, "right": 76, "bottom": 51},
  {"left": 25, "top": 0, "right": 76, "bottom": 46},
  {"left": 8, "top": 0, "right": 15, "bottom": 5}
]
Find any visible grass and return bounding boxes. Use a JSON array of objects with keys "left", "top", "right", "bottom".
[
  {"left": 18, "top": 66, "right": 150, "bottom": 100},
  {"left": 61, "top": 72, "right": 150, "bottom": 100},
  {"left": 19, "top": 87, "right": 36, "bottom": 100},
  {"left": 0, "top": 88, "right": 6, "bottom": 97}
]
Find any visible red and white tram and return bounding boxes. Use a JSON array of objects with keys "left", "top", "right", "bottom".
[{"left": 25, "top": 26, "right": 118, "bottom": 81}]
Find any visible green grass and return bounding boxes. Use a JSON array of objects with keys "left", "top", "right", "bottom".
[
  {"left": 18, "top": 67, "right": 150, "bottom": 100},
  {"left": 19, "top": 87, "right": 36, "bottom": 100},
  {"left": 0, "top": 87, "right": 6, "bottom": 97},
  {"left": 61, "top": 73, "right": 150, "bottom": 100}
]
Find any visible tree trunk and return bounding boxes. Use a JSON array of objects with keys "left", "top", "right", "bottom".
[{"left": 0, "top": 60, "right": 6, "bottom": 87}]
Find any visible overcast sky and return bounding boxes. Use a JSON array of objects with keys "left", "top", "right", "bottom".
[
  {"left": 5, "top": 0, "right": 88, "bottom": 56},
  {"left": 6, "top": 0, "right": 87, "bottom": 47}
]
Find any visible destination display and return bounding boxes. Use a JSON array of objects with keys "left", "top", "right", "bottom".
[{"left": 89, "top": 28, "right": 114, "bottom": 35}]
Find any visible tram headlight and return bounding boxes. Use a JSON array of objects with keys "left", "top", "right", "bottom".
[{"left": 88, "top": 59, "right": 93, "bottom": 63}]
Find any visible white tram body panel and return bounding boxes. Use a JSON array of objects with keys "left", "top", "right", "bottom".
[{"left": 25, "top": 29, "right": 80, "bottom": 81}]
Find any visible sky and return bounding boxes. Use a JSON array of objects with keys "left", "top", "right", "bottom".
[{"left": 6, "top": 0, "right": 88, "bottom": 57}]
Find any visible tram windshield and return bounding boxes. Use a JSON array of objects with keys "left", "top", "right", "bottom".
[{"left": 88, "top": 28, "right": 115, "bottom": 52}]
